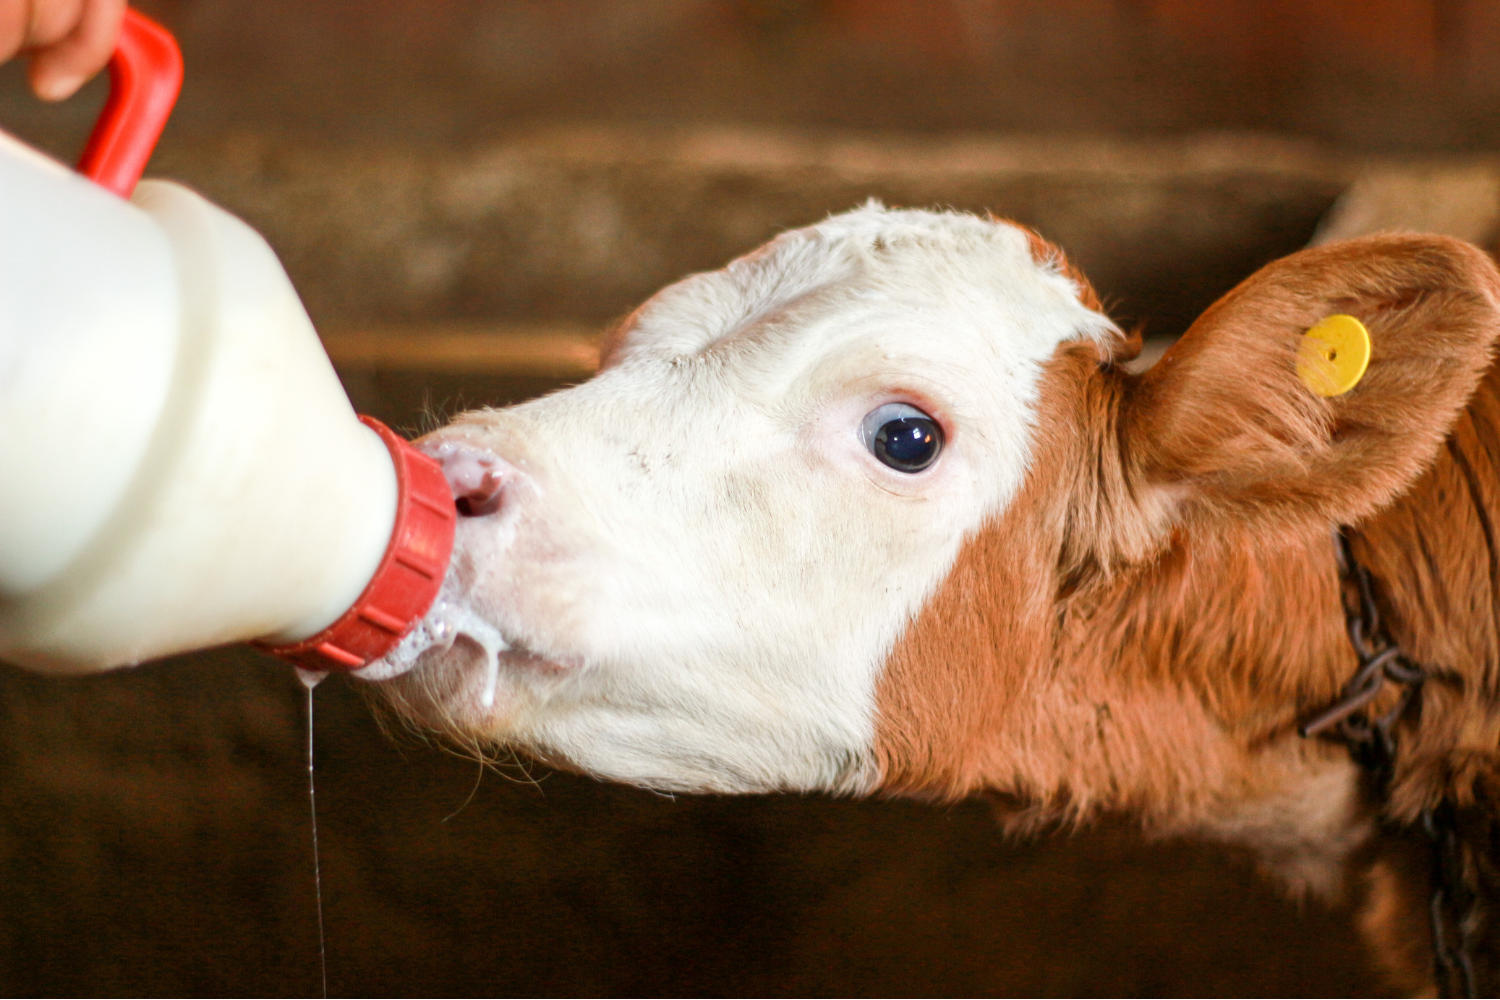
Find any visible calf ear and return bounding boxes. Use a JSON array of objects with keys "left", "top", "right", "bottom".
[{"left": 1122, "top": 234, "right": 1500, "bottom": 534}]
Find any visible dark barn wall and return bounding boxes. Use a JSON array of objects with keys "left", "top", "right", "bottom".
[
  {"left": 1, "top": 1, "right": 1489, "bottom": 995},
  {"left": 13, "top": 0, "right": 1500, "bottom": 151},
  {"left": 0, "top": 649, "right": 1380, "bottom": 997}
]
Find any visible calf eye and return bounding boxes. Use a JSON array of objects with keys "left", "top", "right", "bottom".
[{"left": 860, "top": 403, "right": 943, "bottom": 473}]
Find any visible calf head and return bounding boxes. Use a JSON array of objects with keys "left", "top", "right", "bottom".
[{"left": 376, "top": 205, "right": 1500, "bottom": 819}]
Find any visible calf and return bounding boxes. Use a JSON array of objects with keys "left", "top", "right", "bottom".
[{"left": 374, "top": 204, "right": 1500, "bottom": 994}]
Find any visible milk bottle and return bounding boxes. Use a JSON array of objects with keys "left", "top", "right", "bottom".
[{"left": 0, "top": 11, "right": 455, "bottom": 675}]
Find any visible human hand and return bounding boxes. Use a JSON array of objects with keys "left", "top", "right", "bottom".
[{"left": 0, "top": 0, "right": 127, "bottom": 101}]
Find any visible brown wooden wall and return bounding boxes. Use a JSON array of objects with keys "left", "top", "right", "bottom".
[{"left": 815, "top": 0, "right": 1500, "bottom": 88}]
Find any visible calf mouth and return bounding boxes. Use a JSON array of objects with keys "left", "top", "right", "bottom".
[{"left": 354, "top": 562, "right": 564, "bottom": 737}]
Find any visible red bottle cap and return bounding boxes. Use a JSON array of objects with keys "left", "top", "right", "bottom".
[{"left": 260, "top": 417, "right": 457, "bottom": 672}]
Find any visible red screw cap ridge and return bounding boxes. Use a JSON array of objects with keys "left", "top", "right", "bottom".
[
  {"left": 77, "top": 9, "right": 183, "bottom": 198},
  {"left": 261, "top": 416, "right": 457, "bottom": 673}
]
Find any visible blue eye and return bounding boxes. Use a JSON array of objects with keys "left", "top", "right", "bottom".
[{"left": 860, "top": 403, "right": 943, "bottom": 473}]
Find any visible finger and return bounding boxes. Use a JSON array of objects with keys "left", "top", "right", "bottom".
[
  {"left": 25, "top": 0, "right": 84, "bottom": 48},
  {"left": 26, "top": 0, "right": 125, "bottom": 101},
  {"left": 0, "top": 1, "right": 37, "bottom": 65}
]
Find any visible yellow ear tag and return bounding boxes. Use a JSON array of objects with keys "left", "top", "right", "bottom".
[{"left": 1297, "top": 314, "right": 1371, "bottom": 398}]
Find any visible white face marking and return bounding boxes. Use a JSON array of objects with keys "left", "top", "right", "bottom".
[{"left": 377, "top": 204, "right": 1116, "bottom": 794}]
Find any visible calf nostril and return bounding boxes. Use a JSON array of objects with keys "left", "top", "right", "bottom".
[
  {"left": 454, "top": 473, "right": 504, "bottom": 517},
  {"left": 419, "top": 439, "right": 511, "bottom": 518}
]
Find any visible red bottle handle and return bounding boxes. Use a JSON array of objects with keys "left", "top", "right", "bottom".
[{"left": 76, "top": 8, "right": 182, "bottom": 198}]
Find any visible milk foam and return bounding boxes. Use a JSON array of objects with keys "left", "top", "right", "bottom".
[{"left": 355, "top": 565, "right": 507, "bottom": 706}]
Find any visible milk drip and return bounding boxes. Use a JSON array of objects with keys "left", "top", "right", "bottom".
[{"left": 0, "top": 12, "right": 455, "bottom": 675}]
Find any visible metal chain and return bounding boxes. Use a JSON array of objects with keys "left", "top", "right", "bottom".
[
  {"left": 1298, "top": 528, "right": 1478, "bottom": 999},
  {"left": 1425, "top": 802, "right": 1479, "bottom": 999},
  {"left": 1298, "top": 529, "right": 1425, "bottom": 774}
]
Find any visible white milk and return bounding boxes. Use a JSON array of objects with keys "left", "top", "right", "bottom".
[{"left": 0, "top": 131, "right": 398, "bottom": 673}]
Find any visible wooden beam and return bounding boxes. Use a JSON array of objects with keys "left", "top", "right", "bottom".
[{"left": 320, "top": 323, "right": 603, "bottom": 379}]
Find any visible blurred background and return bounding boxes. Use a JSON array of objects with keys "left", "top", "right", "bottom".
[{"left": 5, "top": 1, "right": 1496, "bottom": 995}]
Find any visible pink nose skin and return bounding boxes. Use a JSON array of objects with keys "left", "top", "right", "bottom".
[{"left": 420, "top": 440, "right": 512, "bottom": 517}]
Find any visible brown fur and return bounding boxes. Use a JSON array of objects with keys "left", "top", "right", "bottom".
[{"left": 875, "top": 233, "right": 1500, "bottom": 991}]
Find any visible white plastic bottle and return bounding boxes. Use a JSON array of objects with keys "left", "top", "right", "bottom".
[
  {"left": 0, "top": 129, "right": 412, "bottom": 672},
  {"left": 0, "top": 11, "right": 455, "bottom": 676}
]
